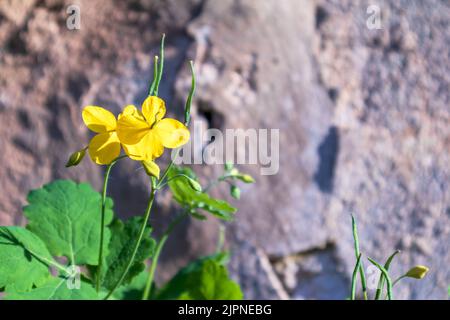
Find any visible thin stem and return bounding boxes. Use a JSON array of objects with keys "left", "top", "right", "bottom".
[
  {"left": 142, "top": 211, "right": 189, "bottom": 300},
  {"left": 156, "top": 60, "right": 195, "bottom": 187},
  {"left": 103, "top": 178, "right": 157, "bottom": 300},
  {"left": 351, "top": 215, "right": 368, "bottom": 300},
  {"left": 351, "top": 253, "right": 362, "bottom": 300},
  {"left": 215, "top": 224, "right": 225, "bottom": 253},
  {"left": 153, "top": 33, "right": 165, "bottom": 97},
  {"left": 42, "top": 257, "right": 69, "bottom": 275},
  {"left": 184, "top": 61, "right": 196, "bottom": 126},
  {"left": 148, "top": 56, "right": 159, "bottom": 96},
  {"left": 375, "top": 250, "right": 400, "bottom": 300},
  {"left": 368, "top": 257, "right": 394, "bottom": 300},
  {"left": 156, "top": 173, "right": 193, "bottom": 189},
  {"left": 157, "top": 150, "right": 179, "bottom": 188},
  {"left": 392, "top": 275, "right": 406, "bottom": 287},
  {"left": 204, "top": 175, "right": 231, "bottom": 192},
  {"left": 96, "top": 155, "right": 126, "bottom": 292}
]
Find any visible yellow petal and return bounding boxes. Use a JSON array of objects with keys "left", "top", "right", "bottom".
[
  {"left": 142, "top": 160, "right": 160, "bottom": 179},
  {"left": 88, "top": 132, "right": 121, "bottom": 165},
  {"left": 118, "top": 105, "right": 138, "bottom": 120},
  {"left": 116, "top": 114, "right": 150, "bottom": 145},
  {"left": 82, "top": 106, "right": 117, "bottom": 133},
  {"left": 122, "top": 131, "right": 164, "bottom": 161},
  {"left": 142, "top": 96, "right": 166, "bottom": 126},
  {"left": 153, "top": 118, "right": 190, "bottom": 148},
  {"left": 405, "top": 265, "right": 429, "bottom": 279}
]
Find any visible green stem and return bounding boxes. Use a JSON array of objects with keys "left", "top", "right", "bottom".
[
  {"left": 153, "top": 33, "right": 165, "bottom": 97},
  {"left": 157, "top": 150, "right": 179, "bottom": 188},
  {"left": 204, "top": 175, "right": 230, "bottom": 192},
  {"left": 103, "top": 178, "right": 157, "bottom": 300},
  {"left": 184, "top": 61, "right": 196, "bottom": 125},
  {"left": 96, "top": 155, "right": 126, "bottom": 292},
  {"left": 148, "top": 55, "right": 159, "bottom": 96},
  {"left": 351, "top": 253, "right": 363, "bottom": 300},
  {"left": 156, "top": 59, "right": 195, "bottom": 186},
  {"left": 351, "top": 215, "right": 368, "bottom": 300},
  {"left": 375, "top": 250, "right": 400, "bottom": 300},
  {"left": 156, "top": 173, "right": 193, "bottom": 189},
  {"left": 215, "top": 224, "right": 225, "bottom": 254},
  {"left": 142, "top": 211, "right": 189, "bottom": 300},
  {"left": 368, "top": 257, "right": 393, "bottom": 300},
  {"left": 392, "top": 275, "right": 406, "bottom": 287}
]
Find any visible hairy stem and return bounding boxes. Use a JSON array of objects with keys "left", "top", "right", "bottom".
[
  {"left": 104, "top": 178, "right": 157, "bottom": 300},
  {"left": 142, "top": 211, "right": 188, "bottom": 300},
  {"left": 96, "top": 155, "right": 126, "bottom": 292}
]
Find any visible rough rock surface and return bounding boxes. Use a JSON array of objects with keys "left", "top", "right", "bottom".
[{"left": 0, "top": 0, "right": 448, "bottom": 299}]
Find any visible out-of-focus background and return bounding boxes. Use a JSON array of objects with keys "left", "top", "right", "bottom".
[{"left": 0, "top": 0, "right": 449, "bottom": 299}]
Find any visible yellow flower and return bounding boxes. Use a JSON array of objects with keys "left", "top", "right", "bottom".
[
  {"left": 82, "top": 96, "right": 189, "bottom": 172},
  {"left": 117, "top": 96, "right": 190, "bottom": 162},
  {"left": 82, "top": 106, "right": 121, "bottom": 165}
]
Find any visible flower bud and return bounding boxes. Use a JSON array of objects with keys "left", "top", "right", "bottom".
[
  {"left": 404, "top": 265, "right": 429, "bottom": 279},
  {"left": 240, "top": 174, "right": 255, "bottom": 183},
  {"left": 186, "top": 177, "right": 202, "bottom": 192},
  {"left": 65, "top": 148, "right": 86, "bottom": 167},
  {"left": 224, "top": 161, "right": 234, "bottom": 172},
  {"left": 142, "top": 160, "right": 160, "bottom": 179},
  {"left": 230, "top": 185, "right": 241, "bottom": 199}
]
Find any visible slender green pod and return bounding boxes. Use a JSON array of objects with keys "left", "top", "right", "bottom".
[
  {"left": 351, "top": 215, "right": 368, "bottom": 300},
  {"left": 153, "top": 33, "right": 165, "bottom": 96},
  {"left": 148, "top": 55, "right": 159, "bottom": 96},
  {"left": 184, "top": 61, "right": 196, "bottom": 126},
  {"left": 368, "top": 257, "right": 393, "bottom": 300},
  {"left": 375, "top": 250, "right": 400, "bottom": 300},
  {"left": 351, "top": 253, "right": 363, "bottom": 300}
]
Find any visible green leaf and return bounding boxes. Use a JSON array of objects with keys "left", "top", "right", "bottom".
[
  {"left": 0, "top": 227, "right": 53, "bottom": 291},
  {"left": 157, "top": 253, "right": 242, "bottom": 300},
  {"left": 112, "top": 270, "right": 148, "bottom": 300},
  {"left": 189, "top": 210, "right": 208, "bottom": 221},
  {"left": 5, "top": 277, "right": 98, "bottom": 300},
  {"left": 23, "top": 180, "right": 113, "bottom": 265},
  {"left": 168, "top": 166, "right": 237, "bottom": 221},
  {"left": 95, "top": 217, "right": 155, "bottom": 290}
]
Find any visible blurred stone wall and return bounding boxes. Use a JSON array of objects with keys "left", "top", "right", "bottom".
[{"left": 0, "top": 0, "right": 448, "bottom": 299}]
